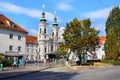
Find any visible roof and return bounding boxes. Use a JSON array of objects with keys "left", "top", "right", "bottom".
[
  {"left": 0, "top": 14, "right": 28, "bottom": 34},
  {"left": 99, "top": 36, "right": 106, "bottom": 44},
  {"left": 26, "top": 35, "right": 37, "bottom": 44}
]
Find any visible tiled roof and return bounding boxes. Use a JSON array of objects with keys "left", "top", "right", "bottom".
[
  {"left": 26, "top": 35, "right": 37, "bottom": 44},
  {"left": 99, "top": 36, "right": 106, "bottom": 44},
  {"left": 0, "top": 14, "right": 28, "bottom": 33}
]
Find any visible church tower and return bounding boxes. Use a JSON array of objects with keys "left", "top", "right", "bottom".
[
  {"left": 38, "top": 5, "right": 59, "bottom": 60},
  {"left": 38, "top": 5, "right": 49, "bottom": 59},
  {"left": 51, "top": 11, "right": 59, "bottom": 52}
]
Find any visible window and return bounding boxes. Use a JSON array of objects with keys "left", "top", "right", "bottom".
[
  {"left": 9, "top": 34, "right": 13, "bottom": 39},
  {"left": 27, "top": 48, "right": 29, "bottom": 52},
  {"left": 56, "top": 32, "right": 58, "bottom": 36},
  {"left": 51, "top": 45, "right": 53, "bottom": 52},
  {"left": 44, "top": 28, "right": 46, "bottom": 34},
  {"left": 39, "top": 48, "right": 40, "bottom": 52},
  {"left": 52, "top": 32, "right": 54, "bottom": 37},
  {"left": 0, "top": 20, "right": 3, "bottom": 24},
  {"left": 27, "top": 44, "right": 28, "bottom": 47},
  {"left": 10, "top": 22, "right": 14, "bottom": 27},
  {"left": 40, "top": 28, "right": 41, "bottom": 33},
  {"left": 9, "top": 45, "right": 13, "bottom": 51},
  {"left": 18, "top": 46, "right": 21, "bottom": 52},
  {"left": 32, "top": 49, "right": 33, "bottom": 52},
  {"left": 18, "top": 35, "right": 21, "bottom": 40},
  {"left": 45, "top": 47, "right": 47, "bottom": 53}
]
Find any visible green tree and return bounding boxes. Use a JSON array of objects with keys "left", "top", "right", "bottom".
[
  {"left": 104, "top": 28, "right": 119, "bottom": 60},
  {"left": 105, "top": 6, "right": 120, "bottom": 59},
  {"left": 55, "top": 42, "right": 67, "bottom": 56},
  {"left": 62, "top": 18, "right": 99, "bottom": 55}
]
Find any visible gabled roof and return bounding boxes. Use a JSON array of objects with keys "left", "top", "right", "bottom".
[
  {"left": 26, "top": 35, "right": 37, "bottom": 44},
  {"left": 99, "top": 36, "right": 106, "bottom": 44},
  {"left": 0, "top": 14, "right": 28, "bottom": 33}
]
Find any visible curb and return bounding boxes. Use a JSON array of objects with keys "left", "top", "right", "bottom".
[{"left": 0, "top": 67, "right": 51, "bottom": 80}]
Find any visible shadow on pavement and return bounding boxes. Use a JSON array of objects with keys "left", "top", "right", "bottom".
[{"left": 0, "top": 70, "right": 78, "bottom": 80}]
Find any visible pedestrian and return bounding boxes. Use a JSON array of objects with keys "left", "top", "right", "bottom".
[
  {"left": 43, "top": 58, "right": 47, "bottom": 67},
  {"left": 13, "top": 60, "right": 17, "bottom": 69},
  {"left": 16, "top": 60, "right": 19, "bottom": 68}
]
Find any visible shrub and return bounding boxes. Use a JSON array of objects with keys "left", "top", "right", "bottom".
[
  {"left": 101, "top": 59, "right": 120, "bottom": 65},
  {"left": 2, "top": 59, "right": 13, "bottom": 67}
]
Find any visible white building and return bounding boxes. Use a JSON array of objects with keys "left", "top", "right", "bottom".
[
  {"left": 26, "top": 35, "right": 38, "bottom": 61},
  {"left": 96, "top": 36, "right": 106, "bottom": 60},
  {"left": 38, "top": 6, "right": 59, "bottom": 59},
  {"left": 0, "top": 14, "right": 28, "bottom": 63}
]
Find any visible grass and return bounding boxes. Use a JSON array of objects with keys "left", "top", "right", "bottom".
[{"left": 101, "top": 59, "right": 120, "bottom": 65}]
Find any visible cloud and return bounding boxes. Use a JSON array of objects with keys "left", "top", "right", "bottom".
[
  {"left": 0, "top": 2, "right": 58, "bottom": 22},
  {"left": 58, "top": 27, "right": 65, "bottom": 42},
  {"left": 57, "top": 3, "right": 72, "bottom": 11},
  {"left": 29, "top": 29, "right": 38, "bottom": 36},
  {"left": 86, "top": 7, "right": 112, "bottom": 19}
]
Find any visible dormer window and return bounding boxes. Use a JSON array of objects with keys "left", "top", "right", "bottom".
[
  {"left": 0, "top": 20, "right": 3, "bottom": 24},
  {"left": 10, "top": 22, "right": 14, "bottom": 27},
  {"left": 6, "top": 20, "right": 15, "bottom": 27}
]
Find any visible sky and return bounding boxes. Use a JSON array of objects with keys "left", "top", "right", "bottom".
[{"left": 0, "top": 0, "right": 120, "bottom": 39}]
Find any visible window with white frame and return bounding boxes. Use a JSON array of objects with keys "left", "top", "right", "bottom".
[
  {"left": 18, "top": 46, "right": 21, "bottom": 52},
  {"left": 18, "top": 35, "right": 21, "bottom": 40},
  {"left": 9, "top": 45, "right": 13, "bottom": 51},
  {"left": 9, "top": 34, "right": 13, "bottom": 39}
]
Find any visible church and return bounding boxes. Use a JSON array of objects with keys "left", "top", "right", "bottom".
[{"left": 37, "top": 5, "right": 59, "bottom": 60}]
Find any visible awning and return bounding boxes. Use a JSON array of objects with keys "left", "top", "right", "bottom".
[{"left": 0, "top": 53, "right": 24, "bottom": 57}]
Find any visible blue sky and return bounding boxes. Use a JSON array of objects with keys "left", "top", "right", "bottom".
[{"left": 0, "top": 0, "right": 120, "bottom": 37}]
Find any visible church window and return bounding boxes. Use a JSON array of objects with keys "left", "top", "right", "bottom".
[
  {"left": 51, "top": 45, "right": 53, "bottom": 52},
  {"left": 52, "top": 32, "right": 54, "bottom": 37},
  {"left": 45, "top": 47, "right": 47, "bottom": 53},
  {"left": 40, "top": 28, "right": 41, "bottom": 33},
  {"left": 56, "top": 32, "right": 58, "bottom": 36},
  {"left": 39, "top": 48, "right": 40, "bottom": 52},
  {"left": 44, "top": 28, "right": 46, "bottom": 34}
]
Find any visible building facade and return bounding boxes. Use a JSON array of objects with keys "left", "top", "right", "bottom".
[
  {"left": 26, "top": 35, "right": 38, "bottom": 61},
  {"left": 96, "top": 36, "right": 106, "bottom": 59},
  {"left": 38, "top": 6, "right": 59, "bottom": 59},
  {"left": 0, "top": 14, "right": 28, "bottom": 64},
  {"left": 0, "top": 14, "right": 28, "bottom": 54}
]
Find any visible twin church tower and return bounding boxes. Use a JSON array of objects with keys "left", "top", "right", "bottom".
[{"left": 38, "top": 5, "right": 59, "bottom": 59}]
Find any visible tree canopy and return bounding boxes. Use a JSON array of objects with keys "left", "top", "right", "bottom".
[
  {"left": 62, "top": 18, "right": 99, "bottom": 55},
  {"left": 105, "top": 6, "right": 120, "bottom": 59}
]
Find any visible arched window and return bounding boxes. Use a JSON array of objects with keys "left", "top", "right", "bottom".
[
  {"left": 56, "top": 32, "right": 58, "bottom": 36},
  {"left": 51, "top": 45, "right": 53, "bottom": 52},
  {"left": 44, "top": 28, "right": 46, "bottom": 34},
  {"left": 45, "top": 47, "right": 47, "bottom": 53},
  {"left": 52, "top": 32, "right": 54, "bottom": 37},
  {"left": 40, "top": 28, "right": 41, "bottom": 33}
]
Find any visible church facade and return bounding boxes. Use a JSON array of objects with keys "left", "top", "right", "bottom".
[{"left": 37, "top": 6, "right": 59, "bottom": 59}]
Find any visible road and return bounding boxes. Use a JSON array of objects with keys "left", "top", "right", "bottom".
[{"left": 3, "top": 66, "right": 120, "bottom": 80}]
